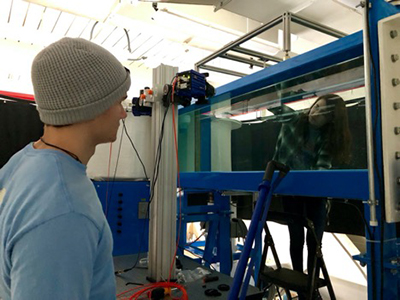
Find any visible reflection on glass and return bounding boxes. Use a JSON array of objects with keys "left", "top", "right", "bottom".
[{"left": 178, "top": 56, "right": 367, "bottom": 172}]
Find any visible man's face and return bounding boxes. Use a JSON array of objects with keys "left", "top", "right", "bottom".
[{"left": 90, "top": 96, "right": 128, "bottom": 145}]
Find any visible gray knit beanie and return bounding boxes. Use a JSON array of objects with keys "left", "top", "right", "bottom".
[{"left": 32, "top": 37, "right": 131, "bottom": 125}]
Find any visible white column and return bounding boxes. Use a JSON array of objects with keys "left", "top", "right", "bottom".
[{"left": 148, "top": 64, "right": 178, "bottom": 281}]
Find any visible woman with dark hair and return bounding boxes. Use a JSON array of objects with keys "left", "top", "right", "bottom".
[
  {"left": 272, "top": 94, "right": 351, "bottom": 299},
  {"left": 273, "top": 93, "right": 351, "bottom": 170}
]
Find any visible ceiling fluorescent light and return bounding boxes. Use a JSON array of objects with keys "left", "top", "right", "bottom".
[{"left": 24, "top": 0, "right": 119, "bottom": 21}]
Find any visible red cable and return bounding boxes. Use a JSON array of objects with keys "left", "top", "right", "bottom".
[
  {"left": 117, "top": 282, "right": 188, "bottom": 300},
  {"left": 133, "top": 282, "right": 188, "bottom": 300},
  {"left": 116, "top": 286, "right": 142, "bottom": 298},
  {"left": 116, "top": 79, "right": 188, "bottom": 300},
  {"left": 167, "top": 77, "right": 183, "bottom": 282}
]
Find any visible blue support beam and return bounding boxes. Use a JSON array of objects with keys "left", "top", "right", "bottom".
[{"left": 181, "top": 170, "right": 369, "bottom": 200}]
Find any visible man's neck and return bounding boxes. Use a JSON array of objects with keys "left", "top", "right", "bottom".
[{"left": 34, "top": 125, "right": 96, "bottom": 165}]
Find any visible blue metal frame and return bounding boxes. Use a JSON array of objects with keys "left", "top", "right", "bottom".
[
  {"left": 181, "top": 170, "right": 369, "bottom": 199},
  {"left": 178, "top": 1, "right": 400, "bottom": 299},
  {"left": 359, "top": 1, "right": 400, "bottom": 299},
  {"left": 177, "top": 190, "right": 232, "bottom": 274},
  {"left": 179, "top": 31, "right": 363, "bottom": 117}
]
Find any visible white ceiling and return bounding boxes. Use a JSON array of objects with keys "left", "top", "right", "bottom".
[{"left": 0, "top": 0, "right": 363, "bottom": 95}]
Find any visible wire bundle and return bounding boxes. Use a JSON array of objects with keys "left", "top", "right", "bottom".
[
  {"left": 116, "top": 76, "right": 190, "bottom": 298},
  {"left": 117, "top": 282, "right": 188, "bottom": 300}
]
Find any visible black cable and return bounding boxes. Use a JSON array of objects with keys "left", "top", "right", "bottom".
[
  {"left": 112, "top": 129, "right": 124, "bottom": 180},
  {"left": 90, "top": 21, "right": 99, "bottom": 41},
  {"left": 113, "top": 124, "right": 147, "bottom": 275},
  {"left": 105, "top": 128, "right": 124, "bottom": 218},
  {"left": 40, "top": 138, "right": 82, "bottom": 163},
  {"left": 115, "top": 229, "right": 148, "bottom": 275},
  {"left": 115, "top": 105, "right": 169, "bottom": 275},
  {"left": 335, "top": 199, "right": 372, "bottom": 240},
  {"left": 125, "top": 282, "right": 145, "bottom": 286},
  {"left": 117, "top": 76, "right": 179, "bottom": 275},
  {"left": 115, "top": 192, "right": 150, "bottom": 274},
  {"left": 0, "top": 94, "right": 34, "bottom": 104},
  {"left": 148, "top": 76, "right": 177, "bottom": 205},
  {"left": 148, "top": 105, "right": 170, "bottom": 205},
  {"left": 122, "top": 119, "right": 149, "bottom": 179}
]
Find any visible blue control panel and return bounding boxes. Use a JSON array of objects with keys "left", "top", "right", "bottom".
[{"left": 93, "top": 180, "right": 150, "bottom": 256}]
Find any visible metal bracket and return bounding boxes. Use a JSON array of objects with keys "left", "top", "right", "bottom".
[{"left": 363, "top": 199, "right": 379, "bottom": 206}]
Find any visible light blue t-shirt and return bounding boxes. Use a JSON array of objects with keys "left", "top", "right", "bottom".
[{"left": 0, "top": 144, "right": 115, "bottom": 300}]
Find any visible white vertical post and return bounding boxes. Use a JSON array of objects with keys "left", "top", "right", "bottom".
[{"left": 148, "top": 64, "right": 178, "bottom": 281}]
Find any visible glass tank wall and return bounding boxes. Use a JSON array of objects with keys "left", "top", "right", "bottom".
[{"left": 178, "top": 56, "right": 367, "bottom": 172}]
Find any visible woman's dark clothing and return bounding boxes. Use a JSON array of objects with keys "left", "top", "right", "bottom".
[
  {"left": 272, "top": 105, "right": 332, "bottom": 170},
  {"left": 272, "top": 105, "right": 331, "bottom": 299},
  {"left": 282, "top": 196, "right": 327, "bottom": 275}
]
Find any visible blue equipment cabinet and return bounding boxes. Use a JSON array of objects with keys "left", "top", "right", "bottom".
[{"left": 93, "top": 180, "right": 150, "bottom": 256}]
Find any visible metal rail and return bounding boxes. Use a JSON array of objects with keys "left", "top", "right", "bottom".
[
  {"left": 222, "top": 53, "right": 266, "bottom": 68},
  {"left": 194, "top": 15, "right": 283, "bottom": 71},
  {"left": 232, "top": 46, "right": 282, "bottom": 63},
  {"left": 199, "top": 65, "right": 247, "bottom": 77},
  {"left": 195, "top": 11, "right": 348, "bottom": 76},
  {"left": 291, "top": 14, "right": 347, "bottom": 39}
]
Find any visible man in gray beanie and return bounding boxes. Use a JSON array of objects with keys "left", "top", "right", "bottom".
[{"left": 0, "top": 37, "right": 131, "bottom": 300}]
